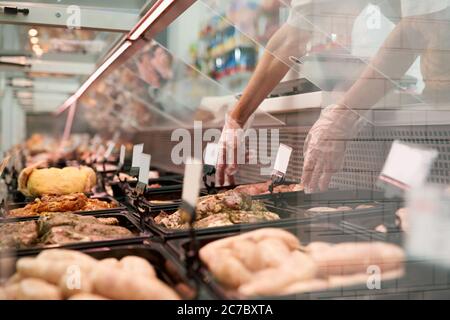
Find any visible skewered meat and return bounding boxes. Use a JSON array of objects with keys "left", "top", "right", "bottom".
[
  {"left": 155, "top": 190, "right": 280, "bottom": 229},
  {"left": 2, "top": 249, "right": 180, "bottom": 300},
  {"left": 7, "top": 193, "right": 117, "bottom": 217},
  {"left": 18, "top": 166, "right": 97, "bottom": 197},
  {"left": 0, "top": 212, "right": 132, "bottom": 250}
]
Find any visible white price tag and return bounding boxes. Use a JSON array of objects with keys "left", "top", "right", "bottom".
[
  {"left": 379, "top": 141, "right": 438, "bottom": 190},
  {"left": 138, "top": 153, "right": 151, "bottom": 185},
  {"left": 273, "top": 144, "right": 293, "bottom": 175},
  {"left": 204, "top": 143, "right": 219, "bottom": 166},
  {"left": 182, "top": 157, "right": 203, "bottom": 208},
  {"left": 95, "top": 145, "right": 106, "bottom": 162},
  {"left": 104, "top": 142, "right": 115, "bottom": 159},
  {"left": 131, "top": 144, "right": 144, "bottom": 168},
  {"left": 119, "top": 145, "right": 126, "bottom": 167}
]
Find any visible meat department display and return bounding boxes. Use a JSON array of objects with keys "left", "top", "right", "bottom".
[
  {"left": 18, "top": 166, "right": 97, "bottom": 197},
  {"left": 6, "top": 193, "right": 117, "bottom": 218},
  {"left": 0, "top": 249, "right": 179, "bottom": 300},
  {"left": 155, "top": 190, "right": 279, "bottom": 229},
  {"left": 0, "top": 212, "right": 134, "bottom": 249},
  {"left": 199, "top": 228, "right": 405, "bottom": 297}
]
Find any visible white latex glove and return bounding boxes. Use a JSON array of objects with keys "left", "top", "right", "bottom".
[
  {"left": 215, "top": 114, "right": 245, "bottom": 186},
  {"left": 216, "top": 113, "right": 254, "bottom": 186},
  {"left": 301, "top": 104, "right": 360, "bottom": 193}
]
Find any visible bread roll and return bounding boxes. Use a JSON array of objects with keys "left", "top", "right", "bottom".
[
  {"left": 230, "top": 240, "right": 263, "bottom": 271},
  {"left": 238, "top": 251, "right": 317, "bottom": 296},
  {"left": 91, "top": 265, "right": 179, "bottom": 300},
  {"left": 280, "top": 279, "right": 329, "bottom": 295},
  {"left": 37, "top": 249, "right": 97, "bottom": 265},
  {"left": 17, "top": 256, "right": 96, "bottom": 285},
  {"left": 59, "top": 269, "right": 94, "bottom": 298},
  {"left": 17, "top": 279, "right": 62, "bottom": 300},
  {"left": 119, "top": 256, "right": 156, "bottom": 278},
  {"left": 0, "top": 283, "right": 21, "bottom": 300},
  {"left": 256, "top": 238, "right": 291, "bottom": 268},
  {"left": 207, "top": 254, "right": 252, "bottom": 289},
  {"left": 68, "top": 293, "right": 108, "bottom": 300},
  {"left": 308, "top": 242, "right": 405, "bottom": 277},
  {"left": 19, "top": 166, "right": 96, "bottom": 197}
]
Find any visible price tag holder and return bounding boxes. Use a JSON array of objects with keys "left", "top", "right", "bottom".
[
  {"left": 130, "top": 144, "right": 144, "bottom": 176},
  {"left": 119, "top": 145, "right": 126, "bottom": 168},
  {"left": 272, "top": 143, "right": 293, "bottom": 177},
  {"left": 181, "top": 157, "right": 203, "bottom": 223},
  {"left": 203, "top": 143, "right": 219, "bottom": 189},
  {"left": 204, "top": 143, "right": 219, "bottom": 167},
  {"left": 378, "top": 141, "right": 438, "bottom": 197},
  {"left": 104, "top": 142, "right": 116, "bottom": 160},
  {"left": 136, "top": 153, "right": 151, "bottom": 194}
]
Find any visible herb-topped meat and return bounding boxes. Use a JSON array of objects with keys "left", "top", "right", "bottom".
[
  {"left": 155, "top": 190, "right": 279, "bottom": 229},
  {"left": 0, "top": 212, "right": 133, "bottom": 250}
]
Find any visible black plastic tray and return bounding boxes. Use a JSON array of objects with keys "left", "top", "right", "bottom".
[
  {"left": 2, "top": 195, "right": 125, "bottom": 219},
  {"left": 168, "top": 222, "right": 450, "bottom": 300},
  {"left": 0, "top": 210, "right": 148, "bottom": 257},
  {"left": 110, "top": 177, "right": 184, "bottom": 203},
  {"left": 141, "top": 204, "right": 312, "bottom": 240},
  {"left": 282, "top": 200, "right": 399, "bottom": 229},
  {"left": 258, "top": 189, "right": 403, "bottom": 207},
  {"left": 142, "top": 194, "right": 399, "bottom": 240},
  {"left": 203, "top": 180, "right": 299, "bottom": 196},
  {"left": 0, "top": 243, "right": 208, "bottom": 300}
]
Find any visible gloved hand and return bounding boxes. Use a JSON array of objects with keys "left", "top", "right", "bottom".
[
  {"left": 301, "top": 104, "right": 361, "bottom": 193},
  {"left": 215, "top": 114, "right": 247, "bottom": 186}
]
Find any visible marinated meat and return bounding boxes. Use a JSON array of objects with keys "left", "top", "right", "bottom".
[
  {"left": 155, "top": 190, "right": 280, "bottom": 229},
  {"left": 233, "top": 181, "right": 303, "bottom": 196},
  {"left": 42, "top": 223, "right": 131, "bottom": 245},
  {"left": 0, "top": 221, "right": 39, "bottom": 249},
  {"left": 195, "top": 191, "right": 252, "bottom": 220},
  {"left": 7, "top": 193, "right": 116, "bottom": 217},
  {"left": 229, "top": 211, "right": 279, "bottom": 224},
  {"left": 39, "top": 213, "right": 131, "bottom": 244},
  {"left": 82, "top": 198, "right": 116, "bottom": 211},
  {"left": 0, "top": 212, "right": 131, "bottom": 250}
]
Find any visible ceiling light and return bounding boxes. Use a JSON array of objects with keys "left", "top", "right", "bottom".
[
  {"left": 32, "top": 44, "right": 40, "bottom": 51},
  {"left": 128, "top": 0, "right": 175, "bottom": 40},
  {"left": 30, "top": 37, "right": 39, "bottom": 44},
  {"left": 28, "top": 28, "right": 38, "bottom": 37}
]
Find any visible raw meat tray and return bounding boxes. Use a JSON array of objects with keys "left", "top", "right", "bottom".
[
  {"left": 1, "top": 195, "right": 125, "bottom": 219},
  {"left": 167, "top": 222, "right": 450, "bottom": 300},
  {"left": 0, "top": 210, "right": 149, "bottom": 257}
]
